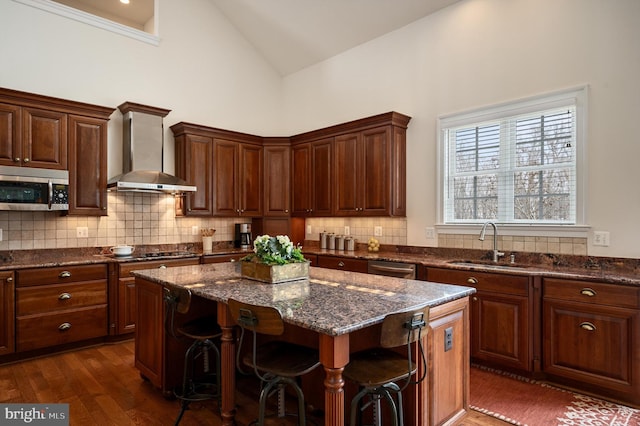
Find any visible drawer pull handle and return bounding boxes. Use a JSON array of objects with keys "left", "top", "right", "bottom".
[
  {"left": 580, "top": 322, "right": 596, "bottom": 331},
  {"left": 59, "top": 271, "right": 72, "bottom": 278},
  {"left": 580, "top": 288, "right": 596, "bottom": 297},
  {"left": 159, "top": 265, "right": 167, "bottom": 269},
  {"left": 58, "top": 322, "right": 72, "bottom": 331},
  {"left": 338, "top": 261, "right": 345, "bottom": 267},
  {"left": 58, "top": 293, "right": 72, "bottom": 300},
  {"left": 467, "top": 277, "right": 478, "bottom": 285}
]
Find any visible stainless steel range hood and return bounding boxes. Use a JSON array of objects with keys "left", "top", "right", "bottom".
[{"left": 107, "top": 102, "right": 196, "bottom": 194}]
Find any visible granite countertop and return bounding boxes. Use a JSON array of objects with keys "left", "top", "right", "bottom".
[{"left": 132, "top": 262, "right": 475, "bottom": 336}]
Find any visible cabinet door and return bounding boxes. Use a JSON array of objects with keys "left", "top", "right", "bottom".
[
  {"left": 239, "top": 143, "right": 262, "bottom": 216},
  {"left": 212, "top": 138, "right": 239, "bottom": 216},
  {"left": 134, "top": 278, "right": 164, "bottom": 388},
  {"left": 68, "top": 115, "right": 108, "bottom": 215},
  {"left": 311, "top": 139, "right": 332, "bottom": 216},
  {"left": 543, "top": 299, "right": 640, "bottom": 401},
  {"left": 0, "top": 271, "right": 15, "bottom": 356},
  {"left": 471, "top": 290, "right": 529, "bottom": 371},
  {"left": 360, "top": 126, "right": 391, "bottom": 214},
  {"left": 180, "top": 134, "right": 213, "bottom": 216},
  {"left": 0, "top": 103, "right": 21, "bottom": 166},
  {"left": 334, "top": 133, "right": 360, "bottom": 215},
  {"left": 22, "top": 107, "right": 67, "bottom": 170},
  {"left": 263, "top": 144, "right": 290, "bottom": 216},
  {"left": 291, "top": 143, "right": 311, "bottom": 215},
  {"left": 118, "top": 278, "right": 137, "bottom": 334}
]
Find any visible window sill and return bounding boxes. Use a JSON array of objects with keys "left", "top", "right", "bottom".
[{"left": 434, "top": 224, "right": 590, "bottom": 238}]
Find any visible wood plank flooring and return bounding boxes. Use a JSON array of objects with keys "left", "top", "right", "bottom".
[{"left": 0, "top": 340, "right": 508, "bottom": 425}]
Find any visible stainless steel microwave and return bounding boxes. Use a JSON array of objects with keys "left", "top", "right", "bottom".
[{"left": 0, "top": 166, "right": 69, "bottom": 211}]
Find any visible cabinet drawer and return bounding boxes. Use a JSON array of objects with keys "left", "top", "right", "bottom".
[
  {"left": 119, "top": 258, "right": 200, "bottom": 276},
  {"left": 17, "top": 264, "right": 107, "bottom": 287},
  {"left": 543, "top": 278, "right": 640, "bottom": 309},
  {"left": 427, "top": 267, "right": 529, "bottom": 296},
  {"left": 316, "top": 256, "right": 368, "bottom": 273},
  {"left": 201, "top": 254, "right": 246, "bottom": 264},
  {"left": 16, "top": 305, "right": 107, "bottom": 352},
  {"left": 16, "top": 281, "right": 107, "bottom": 315}
]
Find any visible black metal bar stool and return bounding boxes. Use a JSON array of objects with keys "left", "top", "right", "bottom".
[
  {"left": 343, "top": 306, "right": 429, "bottom": 426},
  {"left": 164, "top": 286, "right": 222, "bottom": 426},
  {"left": 227, "top": 298, "right": 321, "bottom": 426}
]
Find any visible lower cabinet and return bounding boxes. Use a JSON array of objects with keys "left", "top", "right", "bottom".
[
  {"left": 316, "top": 254, "right": 368, "bottom": 273},
  {"left": 543, "top": 278, "right": 640, "bottom": 405},
  {"left": 113, "top": 258, "right": 200, "bottom": 335},
  {"left": 425, "top": 267, "right": 534, "bottom": 373},
  {"left": 15, "top": 264, "right": 108, "bottom": 352},
  {"left": 0, "top": 271, "right": 15, "bottom": 356}
]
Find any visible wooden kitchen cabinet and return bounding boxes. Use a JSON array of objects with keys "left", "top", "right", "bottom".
[
  {"left": 543, "top": 278, "right": 640, "bottom": 405},
  {"left": 425, "top": 267, "right": 534, "bottom": 373},
  {"left": 0, "top": 88, "right": 114, "bottom": 214},
  {"left": 291, "top": 138, "right": 332, "bottom": 216},
  {"left": 113, "top": 258, "right": 200, "bottom": 335},
  {"left": 0, "top": 271, "right": 14, "bottom": 356},
  {"left": 174, "top": 132, "right": 214, "bottom": 216},
  {"left": 68, "top": 115, "right": 109, "bottom": 215},
  {"left": 201, "top": 253, "right": 246, "bottom": 264},
  {"left": 334, "top": 124, "right": 406, "bottom": 216},
  {"left": 316, "top": 254, "right": 368, "bottom": 273},
  {"left": 262, "top": 138, "right": 291, "bottom": 216},
  {"left": 15, "top": 264, "right": 108, "bottom": 352}
]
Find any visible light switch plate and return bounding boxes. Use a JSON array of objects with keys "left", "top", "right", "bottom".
[
  {"left": 76, "top": 227, "right": 88, "bottom": 238},
  {"left": 374, "top": 226, "right": 383, "bottom": 237},
  {"left": 593, "top": 231, "right": 610, "bottom": 246}
]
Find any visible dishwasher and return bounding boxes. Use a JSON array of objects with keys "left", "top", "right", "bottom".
[{"left": 367, "top": 260, "right": 416, "bottom": 279}]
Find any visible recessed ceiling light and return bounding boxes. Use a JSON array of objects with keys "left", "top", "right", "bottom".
[{"left": 120, "top": 0, "right": 130, "bottom": 4}]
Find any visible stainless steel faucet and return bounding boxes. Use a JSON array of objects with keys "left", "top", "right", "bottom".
[{"left": 479, "top": 221, "right": 504, "bottom": 263}]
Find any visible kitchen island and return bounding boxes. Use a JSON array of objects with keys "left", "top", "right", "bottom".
[{"left": 132, "top": 262, "right": 476, "bottom": 426}]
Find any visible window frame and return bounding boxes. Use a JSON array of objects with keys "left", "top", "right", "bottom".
[{"left": 436, "top": 86, "right": 589, "bottom": 237}]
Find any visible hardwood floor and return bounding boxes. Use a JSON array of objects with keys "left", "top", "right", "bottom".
[{"left": 0, "top": 340, "right": 508, "bottom": 425}]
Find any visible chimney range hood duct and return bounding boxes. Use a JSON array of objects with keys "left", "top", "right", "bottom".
[{"left": 107, "top": 102, "right": 196, "bottom": 194}]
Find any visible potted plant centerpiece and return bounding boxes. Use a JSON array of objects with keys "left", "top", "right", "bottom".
[{"left": 240, "top": 235, "right": 310, "bottom": 283}]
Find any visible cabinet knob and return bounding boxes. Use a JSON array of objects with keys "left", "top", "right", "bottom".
[
  {"left": 338, "top": 261, "right": 345, "bottom": 267},
  {"left": 580, "top": 322, "right": 596, "bottom": 332},
  {"left": 472, "top": 296, "right": 478, "bottom": 301},
  {"left": 23, "top": 158, "right": 30, "bottom": 163},
  {"left": 13, "top": 157, "right": 20, "bottom": 162},
  {"left": 58, "top": 292, "right": 72, "bottom": 300},
  {"left": 59, "top": 271, "right": 71, "bottom": 278},
  {"left": 6, "top": 276, "right": 12, "bottom": 282},
  {"left": 159, "top": 265, "right": 167, "bottom": 269},
  {"left": 580, "top": 288, "right": 596, "bottom": 297},
  {"left": 467, "top": 277, "right": 478, "bottom": 285},
  {"left": 58, "top": 322, "right": 72, "bottom": 331}
]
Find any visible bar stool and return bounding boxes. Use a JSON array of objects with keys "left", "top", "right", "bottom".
[
  {"left": 343, "top": 306, "right": 429, "bottom": 426},
  {"left": 227, "top": 298, "right": 321, "bottom": 426},
  {"left": 164, "top": 286, "right": 222, "bottom": 426}
]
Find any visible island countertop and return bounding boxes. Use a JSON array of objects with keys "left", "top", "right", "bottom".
[{"left": 132, "top": 262, "right": 475, "bottom": 336}]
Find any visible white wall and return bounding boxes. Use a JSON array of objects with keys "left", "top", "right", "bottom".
[
  {"left": 0, "top": 0, "right": 284, "bottom": 179},
  {"left": 282, "top": 0, "right": 640, "bottom": 258}
]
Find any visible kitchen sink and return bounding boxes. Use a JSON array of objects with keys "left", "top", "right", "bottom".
[{"left": 446, "top": 260, "right": 531, "bottom": 272}]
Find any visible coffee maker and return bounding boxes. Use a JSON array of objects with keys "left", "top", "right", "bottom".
[{"left": 234, "top": 223, "right": 252, "bottom": 248}]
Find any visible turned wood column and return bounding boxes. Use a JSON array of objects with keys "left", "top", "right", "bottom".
[
  {"left": 217, "top": 302, "right": 236, "bottom": 426},
  {"left": 319, "top": 333, "right": 350, "bottom": 426}
]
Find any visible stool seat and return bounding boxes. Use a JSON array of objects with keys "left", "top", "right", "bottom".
[
  {"left": 178, "top": 316, "right": 221, "bottom": 340},
  {"left": 343, "top": 348, "right": 416, "bottom": 387},
  {"left": 243, "top": 341, "right": 319, "bottom": 378}
]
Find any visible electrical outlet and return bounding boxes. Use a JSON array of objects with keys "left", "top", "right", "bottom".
[
  {"left": 0, "top": 228, "right": 3, "bottom": 241},
  {"left": 191, "top": 225, "right": 199, "bottom": 236},
  {"left": 593, "top": 231, "right": 610, "bottom": 246},
  {"left": 76, "top": 227, "right": 88, "bottom": 238},
  {"left": 374, "top": 226, "right": 383, "bottom": 237},
  {"left": 344, "top": 226, "right": 350, "bottom": 235},
  {"left": 444, "top": 327, "right": 453, "bottom": 352},
  {"left": 307, "top": 225, "right": 312, "bottom": 234},
  {"left": 425, "top": 227, "right": 435, "bottom": 239}
]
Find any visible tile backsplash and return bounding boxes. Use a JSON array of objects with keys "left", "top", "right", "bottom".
[
  {"left": 304, "top": 217, "right": 407, "bottom": 246},
  {"left": 0, "top": 192, "right": 246, "bottom": 250},
  {"left": 438, "top": 234, "right": 588, "bottom": 256}
]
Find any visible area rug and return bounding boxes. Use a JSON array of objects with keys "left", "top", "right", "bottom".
[{"left": 469, "top": 365, "right": 640, "bottom": 426}]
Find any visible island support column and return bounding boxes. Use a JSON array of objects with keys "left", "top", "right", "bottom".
[
  {"left": 319, "top": 333, "right": 350, "bottom": 426},
  {"left": 217, "top": 302, "right": 237, "bottom": 426}
]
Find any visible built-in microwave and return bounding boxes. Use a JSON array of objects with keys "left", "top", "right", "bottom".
[{"left": 0, "top": 166, "right": 69, "bottom": 211}]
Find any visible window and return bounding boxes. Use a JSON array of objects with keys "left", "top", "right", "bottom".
[{"left": 438, "top": 87, "right": 587, "bottom": 227}]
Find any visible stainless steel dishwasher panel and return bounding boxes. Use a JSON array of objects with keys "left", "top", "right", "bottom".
[{"left": 367, "top": 260, "right": 416, "bottom": 279}]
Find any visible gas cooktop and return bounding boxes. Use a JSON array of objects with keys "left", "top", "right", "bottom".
[{"left": 106, "top": 251, "right": 198, "bottom": 260}]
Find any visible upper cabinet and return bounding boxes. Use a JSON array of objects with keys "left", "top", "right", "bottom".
[
  {"left": 0, "top": 88, "right": 114, "bottom": 215},
  {"left": 172, "top": 123, "right": 263, "bottom": 217},
  {"left": 263, "top": 138, "right": 291, "bottom": 217},
  {"left": 292, "top": 111, "right": 410, "bottom": 217}
]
